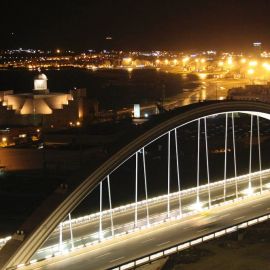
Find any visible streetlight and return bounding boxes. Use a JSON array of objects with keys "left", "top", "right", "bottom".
[
  {"left": 1, "top": 137, "right": 7, "bottom": 147},
  {"left": 248, "top": 68, "right": 254, "bottom": 75},
  {"left": 247, "top": 68, "right": 255, "bottom": 84},
  {"left": 249, "top": 60, "right": 257, "bottom": 67},
  {"left": 218, "top": 61, "right": 224, "bottom": 67},
  {"left": 263, "top": 62, "right": 270, "bottom": 71},
  {"left": 240, "top": 58, "right": 247, "bottom": 64},
  {"left": 227, "top": 57, "right": 233, "bottom": 66}
]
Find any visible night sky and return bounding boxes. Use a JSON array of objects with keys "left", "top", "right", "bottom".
[{"left": 1, "top": 0, "right": 270, "bottom": 51}]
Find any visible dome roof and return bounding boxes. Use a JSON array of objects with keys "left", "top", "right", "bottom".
[{"left": 34, "top": 73, "right": 48, "bottom": 80}]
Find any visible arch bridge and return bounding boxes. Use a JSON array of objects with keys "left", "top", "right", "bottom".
[{"left": 2, "top": 100, "right": 270, "bottom": 270}]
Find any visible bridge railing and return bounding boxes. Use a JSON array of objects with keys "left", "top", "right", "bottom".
[
  {"left": 111, "top": 211, "right": 270, "bottom": 270},
  {"left": 2, "top": 167, "right": 267, "bottom": 253},
  {"left": 30, "top": 167, "right": 270, "bottom": 261},
  {"left": 59, "top": 168, "right": 270, "bottom": 231},
  {"left": 24, "top": 186, "right": 270, "bottom": 267}
]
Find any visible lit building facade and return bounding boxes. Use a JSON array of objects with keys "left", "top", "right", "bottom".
[
  {"left": 228, "top": 84, "right": 270, "bottom": 103},
  {"left": 0, "top": 73, "right": 98, "bottom": 127}
]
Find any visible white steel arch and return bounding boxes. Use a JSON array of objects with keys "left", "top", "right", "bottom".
[{"left": 2, "top": 101, "right": 270, "bottom": 270}]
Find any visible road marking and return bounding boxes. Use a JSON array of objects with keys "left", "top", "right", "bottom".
[
  {"left": 234, "top": 216, "right": 245, "bottom": 221},
  {"left": 198, "top": 228, "right": 208, "bottom": 233},
  {"left": 252, "top": 203, "right": 262, "bottom": 208},
  {"left": 142, "top": 238, "right": 154, "bottom": 244},
  {"left": 219, "top": 213, "right": 231, "bottom": 219},
  {"left": 157, "top": 240, "right": 170, "bottom": 246},
  {"left": 110, "top": 256, "right": 125, "bottom": 263},
  {"left": 96, "top": 252, "right": 111, "bottom": 259}
]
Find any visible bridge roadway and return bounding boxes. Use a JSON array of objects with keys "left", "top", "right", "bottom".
[
  {"left": 21, "top": 185, "right": 270, "bottom": 270},
  {"left": 34, "top": 170, "right": 269, "bottom": 260},
  {"left": 17, "top": 170, "right": 269, "bottom": 267}
]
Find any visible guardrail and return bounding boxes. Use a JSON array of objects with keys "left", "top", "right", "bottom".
[
  {"left": 33, "top": 173, "right": 270, "bottom": 260},
  {"left": 33, "top": 188, "right": 249, "bottom": 260},
  {"left": 59, "top": 168, "right": 270, "bottom": 230},
  {"left": 2, "top": 168, "right": 268, "bottom": 254},
  {"left": 111, "top": 212, "right": 270, "bottom": 270}
]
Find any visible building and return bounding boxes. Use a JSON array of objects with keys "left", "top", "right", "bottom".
[
  {"left": 252, "top": 42, "right": 262, "bottom": 57},
  {"left": 0, "top": 73, "right": 98, "bottom": 128},
  {"left": 227, "top": 83, "right": 270, "bottom": 103}
]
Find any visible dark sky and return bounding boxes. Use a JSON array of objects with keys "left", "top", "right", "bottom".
[{"left": 1, "top": 0, "right": 270, "bottom": 51}]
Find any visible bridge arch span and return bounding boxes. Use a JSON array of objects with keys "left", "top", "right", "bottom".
[{"left": 2, "top": 100, "right": 270, "bottom": 269}]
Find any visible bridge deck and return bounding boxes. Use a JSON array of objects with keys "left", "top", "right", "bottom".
[{"left": 20, "top": 189, "right": 270, "bottom": 270}]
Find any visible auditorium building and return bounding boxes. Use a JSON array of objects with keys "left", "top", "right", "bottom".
[{"left": 0, "top": 73, "right": 98, "bottom": 128}]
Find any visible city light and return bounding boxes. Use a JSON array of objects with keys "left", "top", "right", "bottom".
[
  {"left": 200, "top": 58, "right": 206, "bottom": 63},
  {"left": 122, "top": 57, "right": 132, "bottom": 65},
  {"left": 218, "top": 61, "right": 224, "bottom": 66},
  {"left": 4, "top": 48, "right": 270, "bottom": 81},
  {"left": 227, "top": 57, "right": 233, "bottom": 65},
  {"left": 249, "top": 60, "right": 258, "bottom": 67},
  {"left": 263, "top": 62, "right": 270, "bottom": 71},
  {"left": 247, "top": 68, "right": 255, "bottom": 75},
  {"left": 240, "top": 58, "right": 247, "bottom": 64},
  {"left": 182, "top": 56, "right": 190, "bottom": 63},
  {"left": 199, "top": 73, "right": 207, "bottom": 80},
  {"left": 134, "top": 104, "right": 140, "bottom": 118}
]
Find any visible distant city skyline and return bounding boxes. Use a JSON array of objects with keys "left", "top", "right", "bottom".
[{"left": 1, "top": 0, "right": 270, "bottom": 51}]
